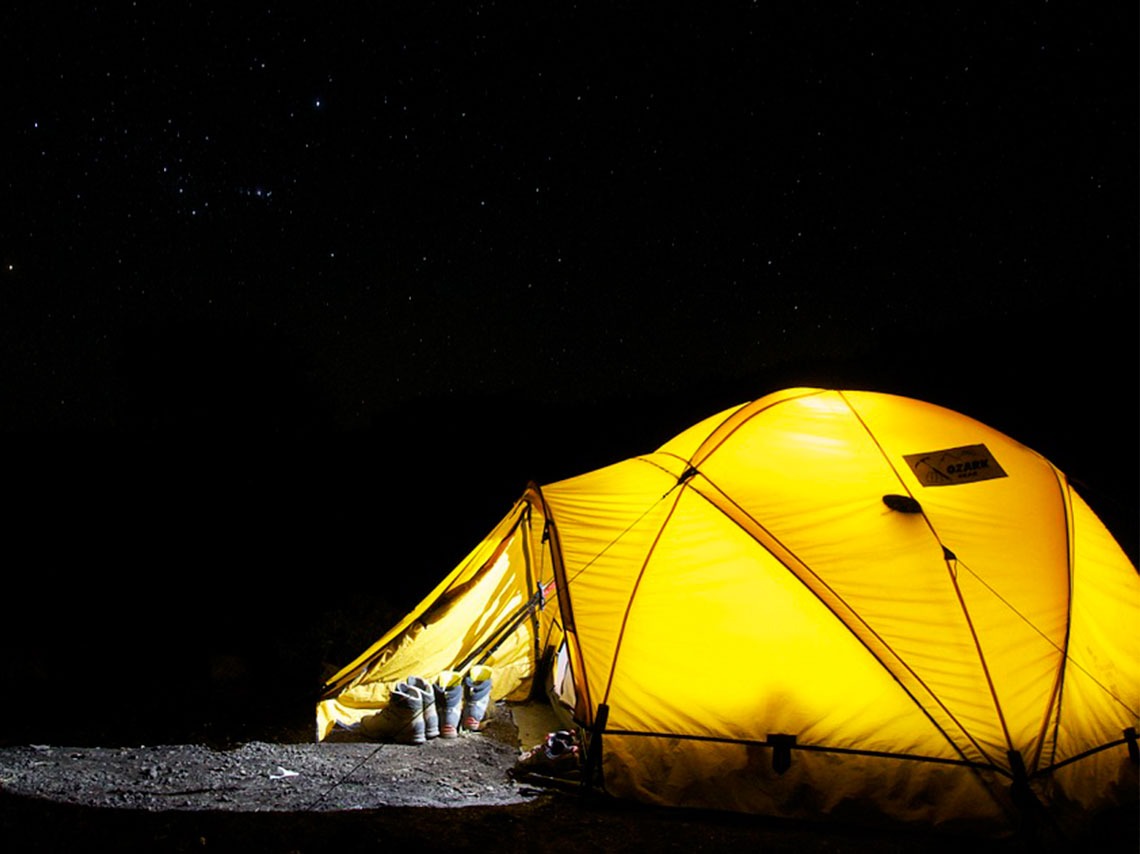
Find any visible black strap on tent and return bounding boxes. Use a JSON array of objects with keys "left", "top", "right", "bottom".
[
  {"left": 767, "top": 734, "right": 797, "bottom": 775},
  {"left": 1124, "top": 727, "right": 1138, "bottom": 766},
  {"left": 1007, "top": 750, "right": 1040, "bottom": 811},
  {"left": 581, "top": 702, "right": 610, "bottom": 790},
  {"left": 1006, "top": 748, "right": 1068, "bottom": 845}
]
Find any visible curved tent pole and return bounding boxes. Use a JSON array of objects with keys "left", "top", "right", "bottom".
[{"left": 527, "top": 481, "right": 596, "bottom": 730}]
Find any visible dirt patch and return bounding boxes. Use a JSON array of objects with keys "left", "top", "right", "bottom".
[
  {"left": 1, "top": 701, "right": 1135, "bottom": 853},
  {"left": 0, "top": 702, "right": 530, "bottom": 815}
]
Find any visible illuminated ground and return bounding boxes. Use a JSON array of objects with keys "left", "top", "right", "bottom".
[{"left": 2, "top": 702, "right": 1136, "bottom": 853}]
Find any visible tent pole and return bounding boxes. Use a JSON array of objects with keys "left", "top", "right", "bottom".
[{"left": 581, "top": 702, "right": 610, "bottom": 791}]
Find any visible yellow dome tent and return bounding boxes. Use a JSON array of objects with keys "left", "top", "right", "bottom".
[{"left": 318, "top": 388, "right": 1138, "bottom": 830}]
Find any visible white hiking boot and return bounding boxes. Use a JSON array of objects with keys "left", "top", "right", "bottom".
[{"left": 360, "top": 682, "right": 425, "bottom": 745}]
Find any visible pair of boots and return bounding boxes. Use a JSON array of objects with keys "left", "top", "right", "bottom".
[
  {"left": 432, "top": 668, "right": 495, "bottom": 738},
  {"left": 361, "top": 665, "right": 493, "bottom": 745}
]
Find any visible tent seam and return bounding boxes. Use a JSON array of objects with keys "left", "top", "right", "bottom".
[
  {"left": 685, "top": 473, "right": 997, "bottom": 770},
  {"left": 600, "top": 486, "right": 687, "bottom": 707},
  {"left": 689, "top": 388, "right": 827, "bottom": 468},
  {"left": 604, "top": 728, "right": 1005, "bottom": 774},
  {"left": 836, "top": 391, "right": 1017, "bottom": 756}
]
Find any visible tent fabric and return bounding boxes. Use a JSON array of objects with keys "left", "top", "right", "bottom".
[
  {"left": 316, "top": 497, "right": 555, "bottom": 739},
  {"left": 318, "top": 388, "right": 1138, "bottom": 829}
]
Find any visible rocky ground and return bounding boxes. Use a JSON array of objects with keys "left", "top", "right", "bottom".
[
  {"left": 0, "top": 704, "right": 529, "bottom": 815},
  {"left": 1, "top": 701, "right": 1135, "bottom": 853}
]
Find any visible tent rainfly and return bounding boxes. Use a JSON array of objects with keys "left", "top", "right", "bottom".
[{"left": 318, "top": 388, "right": 1139, "bottom": 831}]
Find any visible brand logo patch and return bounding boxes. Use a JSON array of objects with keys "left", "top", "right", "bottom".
[{"left": 903, "top": 444, "right": 1008, "bottom": 487}]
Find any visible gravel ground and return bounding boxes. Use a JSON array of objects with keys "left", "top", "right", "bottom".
[
  {"left": 0, "top": 705, "right": 528, "bottom": 814},
  {"left": 1, "top": 701, "right": 1135, "bottom": 853}
]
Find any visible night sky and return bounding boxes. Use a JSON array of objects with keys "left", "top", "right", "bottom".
[{"left": 2, "top": 6, "right": 1136, "bottom": 741}]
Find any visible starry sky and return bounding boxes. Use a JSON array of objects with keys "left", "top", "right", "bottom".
[
  {"left": 1, "top": 5, "right": 1135, "bottom": 737},
  {"left": 4, "top": 5, "right": 1132, "bottom": 427}
]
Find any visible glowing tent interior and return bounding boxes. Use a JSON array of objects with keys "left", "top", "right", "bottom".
[{"left": 317, "top": 388, "right": 1138, "bottom": 829}]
